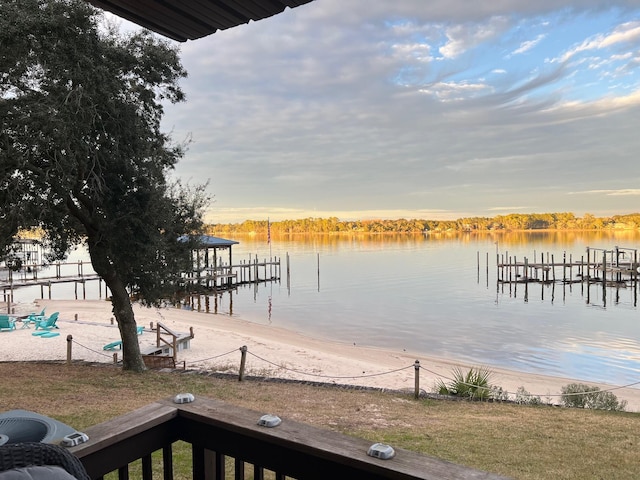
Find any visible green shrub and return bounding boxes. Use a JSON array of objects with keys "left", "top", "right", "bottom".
[
  {"left": 436, "top": 366, "right": 494, "bottom": 400},
  {"left": 489, "top": 385, "right": 510, "bottom": 402},
  {"left": 515, "top": 386, "right": 542, "bottom": 405},
  {"left": 560, "top": 383, "right": 627, "bottom": 411}
]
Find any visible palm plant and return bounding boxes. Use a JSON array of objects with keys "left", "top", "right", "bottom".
[{"left": 436, "top": 366, "right": 494, "bottom": 400}]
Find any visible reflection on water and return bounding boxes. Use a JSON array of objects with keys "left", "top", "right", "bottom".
[
  {"left": 10, "top": 231, "right": 640, "bottom": 386},
  {"left": 221, "top": 231, "right": 640, "bottom": 387}
]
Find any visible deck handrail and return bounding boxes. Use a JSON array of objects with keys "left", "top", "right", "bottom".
[{"left": 71, "top": 396, "right": 510, "bottom": 480}]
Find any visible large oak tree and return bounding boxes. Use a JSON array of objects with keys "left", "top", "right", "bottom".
[{"left": 0, "top": 0, "right": 208, "bottom": 371}]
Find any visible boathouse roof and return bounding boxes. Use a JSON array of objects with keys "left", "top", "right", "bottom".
[
  {"left": 85, "top": 0, "right": 315, "bottom": 42},
  {"left": 179, "top": 235, "right": 239, "bottom": 249},
  {"left": 196, "top": 235, "right": 239, "bottom": 248}
]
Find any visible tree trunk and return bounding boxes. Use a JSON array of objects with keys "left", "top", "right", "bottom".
[
  {"left": 87, "top": 243, "right": 146, "bottom": 372},
  {"left": 109, "top": 278, "right": 147, "bottom": 372}
]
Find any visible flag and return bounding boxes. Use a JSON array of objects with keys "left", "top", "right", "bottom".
[{"left": 267, "top": 218, "right": 271, "bottom": 244}]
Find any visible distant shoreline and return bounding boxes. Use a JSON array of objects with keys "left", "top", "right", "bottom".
[{"left": 207, "top": 213, "right": 640, "bottom": 236}]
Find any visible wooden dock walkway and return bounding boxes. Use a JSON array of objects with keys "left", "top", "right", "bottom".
[
  {"left": 1, "top": 260, "right": 104, "bottom": 303},
  {"left": 2, "top": 255, "right": 285, "bottom": 303},
  {"left": 495, "top": 246, "right": 639, "bottom": 285},
  {"left": 181, "top": 256, "right": 282, "bottom": 290},
  {"left": 0, "top": 274, "right": 102, "bottom": 297},
  {"left": 481, "top": 246, "right": 639, "bottom": 307}
]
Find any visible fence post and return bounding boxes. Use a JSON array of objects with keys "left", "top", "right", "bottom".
[
  {"left": 66, "top": 335, "right": 73, "bottom": 365},
  {"left": 113, "top": 353, "right": 118, "bottom": 364},
  {"left": 239, "top": 345, "right": 248, "bottom": 381},
  {"left": 414, "top": 360, "right": 420, "bottom": 399}
]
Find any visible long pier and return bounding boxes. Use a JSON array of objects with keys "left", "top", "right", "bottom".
[
  {"left": 1, "top": 261, "right": 104, "bottom": 303},
  {"left": 2, "top": 255, "right": 286, "bottom": 305},
  {"left": 495, "top": 246, "right": 638, "bottom": 285},
  {"left": 481, "top": 246, "right": 639, "bottom": 307}
]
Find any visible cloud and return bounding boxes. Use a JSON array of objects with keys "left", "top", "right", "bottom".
[
  {"left": 558, "top": 20, "right": 640, "bottom": 63},
  {"left": 439, "top": 17, "right": 510, "bottom": 59},
  {"left": 569, "top": 189, "right": 640, "bottom": 196},
  {"left": 207, "top": 207, "right": 457, "bottom": 223},
  {"left": 143, "top": 1, "right": 640, "bottom": 222},
  {"left": 487, "top": 206, "right": 532, "bottom": 211},
  {"left": 419, "top": 80, "right": 493, "bottom": 101},
  {"left": 512, "top": 33, "right": 546, "bottom": 55}
]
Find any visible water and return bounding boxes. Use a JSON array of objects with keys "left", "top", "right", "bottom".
[{"left": 8, "top": 231, "right": 640, "bottom": 386}]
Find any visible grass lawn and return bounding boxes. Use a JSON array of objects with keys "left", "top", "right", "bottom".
[{"left": 1, "top": 362, "right": 638, "bottom": 479}]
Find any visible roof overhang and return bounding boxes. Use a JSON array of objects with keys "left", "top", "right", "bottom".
[
  {"left": 179, "top": 235, "right": 239, "bottom": 248},
  {"left": 197, "top": 235, "right": 239, "bottom": 248},
  {"left": 85, "top": 0, "right": 315, "bottom": 42}
]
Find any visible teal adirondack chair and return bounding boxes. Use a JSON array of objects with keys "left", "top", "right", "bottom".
[
  {"left": 22, "top": 308, "right": 46, "bottom": 328},
  {"left": 34, "top": 312, "right": 59, "bottom": 330},
  {"left": 31, "top": 307, "right": 46, "bottom": 319},
  {"left": 0, "top": 314, "right": 16, "bottom": 332}
]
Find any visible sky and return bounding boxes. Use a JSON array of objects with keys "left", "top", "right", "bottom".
[{"left": 114, "top": 1, "right": 640, "bottom": 223}]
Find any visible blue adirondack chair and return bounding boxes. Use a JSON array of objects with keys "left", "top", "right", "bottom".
[
  {"left": 0, "top": 314, "right": 16, "bottom": 332},
  {"left": 34, "top": 312, "right": 59, "bottom": 330},
  {"left": 21, "top": 308, "right": 46, "bottom": 329}
]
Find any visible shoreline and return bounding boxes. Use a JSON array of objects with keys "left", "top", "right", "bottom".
[{"left": 3, "top": 298, "right": 639, "bottom": 411}]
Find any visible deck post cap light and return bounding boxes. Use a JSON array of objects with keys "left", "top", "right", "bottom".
[
  {"left": 257, "top": 414, "right": 281, "bottom": 428},
  {"left": 173, "top": 393, "right": 195, "bottom": 404},
  {"left": 367, "top": 443, "right": 395, "bottom": 460}
]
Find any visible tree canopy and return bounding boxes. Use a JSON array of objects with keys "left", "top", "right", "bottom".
[
  {"left": 0, "top": 0, "right": 208, "bottom": 371},
  {"left": 209, "top": 212, "right": 640, "bottom": 236}
]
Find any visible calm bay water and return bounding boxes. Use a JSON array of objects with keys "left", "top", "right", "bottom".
[
  {"left": 214, "top": 231, "right": 640, "bottom": 387},
  {"left": 11, "top": 231, "right": 640, "bottom": 386}
]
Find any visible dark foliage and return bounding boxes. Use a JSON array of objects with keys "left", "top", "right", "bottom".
[{"left": 0, "top": 0, "right": 209, "bottom": 370}]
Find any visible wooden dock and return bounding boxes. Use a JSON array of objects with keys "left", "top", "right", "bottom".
[
  {"left": 480, "top": 246, "right": 639, "bottom": 307},
  {"left": 1, "top": 260, "right": 105, "bottom": 303},
  {"left": 495, "top": 246, "right": 639, "bottom": 285},
  {"left": 181, "top": 255, "right": 282, "bottom": 291},
  {"left": 2, "top": 255, "right": 285, "bottom": 304}
]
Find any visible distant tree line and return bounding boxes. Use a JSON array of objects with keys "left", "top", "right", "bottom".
[{"left": 207, "top": 212, "right": 640, "bottom": 236}]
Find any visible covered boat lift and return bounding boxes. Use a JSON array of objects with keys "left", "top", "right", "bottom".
[{"left": 188, "top": 235, "right": 240, "bottom": 289}]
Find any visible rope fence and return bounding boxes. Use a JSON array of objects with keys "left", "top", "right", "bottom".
[
  {"left": 65, "top": 336, "right": 639, "bottom": 408},
  {"left": 246, "top": 350, "right": 414, "bottom": 380}
]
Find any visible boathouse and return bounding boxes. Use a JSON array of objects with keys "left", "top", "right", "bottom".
[
  {"left": 191, "top": 235, "right": 239, "bottom": 268},
  {"left": 185, "top": 235, "right": 240, "bottom": 289}
]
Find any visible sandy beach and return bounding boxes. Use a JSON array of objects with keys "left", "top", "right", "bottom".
[{"left": 2, "top": 298, "right": 639, "bottom": 412}]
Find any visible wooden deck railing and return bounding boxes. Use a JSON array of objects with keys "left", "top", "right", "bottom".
[{"left": 71, "top": 396, "right": 510, "bottom": 480}]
